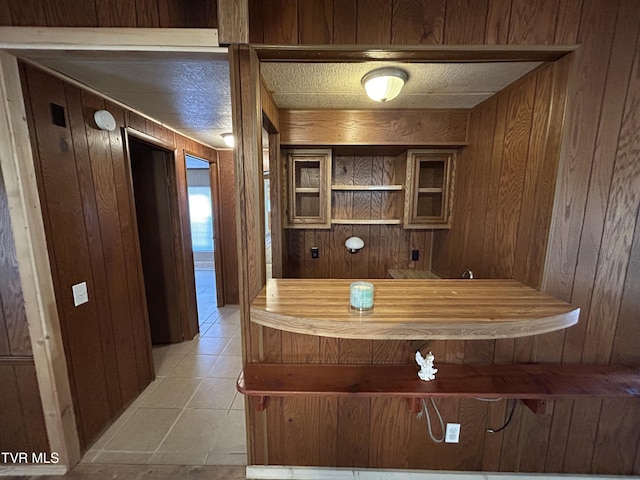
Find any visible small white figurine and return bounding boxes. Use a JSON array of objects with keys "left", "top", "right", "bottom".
[{"left": 415, "top": 350, "right": 438, "bottom": 382}]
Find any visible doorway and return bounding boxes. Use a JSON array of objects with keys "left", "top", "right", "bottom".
[
  {"left": 128, "top": 135, "right": 185, "bottom": 345},
  {"left": 186, "top": 154, "right": 223, "bottom": 326}
]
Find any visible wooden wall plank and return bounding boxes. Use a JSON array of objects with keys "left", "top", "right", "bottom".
[
  {"left": 610, "top": 206, "right": 640, "bottom": 365},
  {"left": 82, "top": 92, "right": 140, "bottom": 410},
  {"left": 391, "top": 0, "right": 445, "bottom": 45},
  {"left": 9, "top": 0, "right": 47, "bottom": 25},
  {"left": 369, "top": 398, "right": 410, "bottom": 467},
  {"left": 218, "top": 0, "right": 247, "bottom": 43},
  {"left": 248, "top": 0, "right": 264, "bottom": 43},
  {"left": 507, "top": 0, "right": 559, "bottom": 44},
  {"left": 562, "top": 399, "right": 602, "bottom": 473},
  {"left": 592, "top": 399, "right": 640, "bottom": 474},
  {"left": 134, "top": 0, "right": 161, "bottom": 27},
  {"left": 333, "top": 0, "right": 357, "bottom": 44},
  {"left": 543, "top": 0, "right": 619, "bottom": 304},
  {"left": 337, "top": 397, "right": 370, "bottom": 467},
  {"left": 0, "top": 0, "right": 12, "bottom": 25},
  {"left": 554, "top": 0, "right": 584, "bottom": 44},
  {"left": 512, "top": 64, "right": 554, "bottom": 287},
  {"left": 280, "top": 110, "right": 468, "bottom": 146},
  {"left": 263, "top": 0, "right": 297, "bottom": 44},
  {"left": 444, "top": 0, "right": 488, "bottom": 44},
  {"left": 96, "top": 0, "right": 136, "bottom": 27},
  {"left": 14, "top": 363, "right": 49, "bottom": 453},
  {"left": 63, "top": 84, "right": 123, "bottom": 418},
  {"left": 298, "top": 0, "right": 333, "bottom": 44},
  {"left": 42, "top": 0, "right": 98, "bottom": 27},
  {"left": 357, "top": 0, "right": 391, "bottom": 44},
  {"left": 218, "top": 150, "right": 240, "bottom": 303},
  {"left": 581, "top": 19, "right": 640, "bottom": 364},
  {"left": 0, "top": 365, "right": 29, "bottom": 452},
  {"left": 484, "top": 0, "right": 511, "bottom": 44},
  {"left": 490, "top": 75, "right": 536, "bottom": 278}
]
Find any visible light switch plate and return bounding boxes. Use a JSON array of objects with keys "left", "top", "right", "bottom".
[{"left": 72, "top": 282, "right": 88, "bottom": 307}]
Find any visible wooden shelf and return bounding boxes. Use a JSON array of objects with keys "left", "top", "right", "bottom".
[
  {"left": 331, "top": 184, "right": 404, "bottom": 191},
  {"left": 417, "top": 187, "right": 443, "bottom": 193},
  {"left": 295, "top": 187, "right": 320, "bottom": 193},
  {"left": 238, "top": 363, "right": 640, "bottom": 413},
  {"left": 331, "top": 218, "right": 402, "bottom": 225},
  {"left": 250, "top": 279, "right": 580, "bottom": 340}
]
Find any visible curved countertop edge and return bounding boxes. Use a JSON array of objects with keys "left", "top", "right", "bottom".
[{"left": 249, "top": 306, "right": 581, "bottom": 340}]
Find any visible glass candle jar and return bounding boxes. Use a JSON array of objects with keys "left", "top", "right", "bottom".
[{"left": 350, "top": 281, "right": 374, "bottom": 311}]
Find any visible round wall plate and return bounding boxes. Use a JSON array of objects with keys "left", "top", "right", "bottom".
[{"left": 94, "top": 110, "right": 117, "bottom": 131}]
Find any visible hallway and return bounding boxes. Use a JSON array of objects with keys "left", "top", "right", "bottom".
[{"left": 80, "top": 286, "right": 246, "bottom": 466}]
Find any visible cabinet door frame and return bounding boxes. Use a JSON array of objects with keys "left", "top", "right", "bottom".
[
  {"left": 285, "top": 148, "right": 332, "bottom": 229},
  {"left": 404, "top": 149, "right": 456, "bottom": 229}
]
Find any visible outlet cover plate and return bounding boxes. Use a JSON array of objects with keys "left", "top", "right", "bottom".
[{"left": 445, "top": 423, "right": 460, "bottom": 443}]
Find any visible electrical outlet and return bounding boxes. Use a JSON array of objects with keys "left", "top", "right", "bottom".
[
  {"left": 445, "top": 423, "right": 460, "bottom": 443},
  {"left": 311, "top": 247, "right": 319, "bottom": 259},
  {"left": 411, "top": 249, "right": 420, "bottom": 261}
]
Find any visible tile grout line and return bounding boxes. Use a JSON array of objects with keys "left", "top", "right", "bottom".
[{"left": 146, "top": 376, "right": 205, "bottom": 465}]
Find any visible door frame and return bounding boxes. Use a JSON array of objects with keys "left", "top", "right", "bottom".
[
  {"left": 185, "top": 150, "right": 226, "bottom": 307},
  {"left": 124, "top": 128, "right": 200, "bottom": 342}
]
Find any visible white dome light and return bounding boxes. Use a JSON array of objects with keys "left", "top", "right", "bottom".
[
  {"left": 221, "top": 132, "right": 235, "bottom": 148},
  {"left": 361, "top": 67, "right": 408, "bottom": 102},
  {"left": 345, "top": 236, "right": 365, "bottom": 253}
]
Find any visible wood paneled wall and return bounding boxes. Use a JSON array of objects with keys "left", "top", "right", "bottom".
[
  {"left": 217, "top": 150, "right": 240, "bottom": 304},
  {"left": 0, "top": 0, "right": 217, "bottom": 28},
  {"left": 279, "top": 110, "right": 468, "bottom": 146},
  {"left": 245, "top": 0, "right": 640, "bottom": 475},
  {"left": 19, "top": 63, "right": 235, "bottom": 452},
  {"left": 431, "top": 58, "right": 570, "bottom": 286},
  {"left": 0, "top": 167, "right": 49, "bottom": 458}
]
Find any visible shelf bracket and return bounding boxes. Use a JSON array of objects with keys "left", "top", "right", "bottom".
[{"left": 521, "top": 398, "right": 547, "bottom": 415}]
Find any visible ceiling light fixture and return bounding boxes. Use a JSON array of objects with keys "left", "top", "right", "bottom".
[
  {"left": 221, "top": 132, "right": 235, "bottom": 148},
  {"left": 361, "top": 67, "right": 408, "bottom": 102}
]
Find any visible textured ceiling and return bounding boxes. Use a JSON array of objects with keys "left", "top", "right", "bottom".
[
  {"left": 15, "top": 52, "right": 542, "bottom": 148},
  {"left": 261, "top": 61, "right": 542, "bottom": 109},
  {"left": 16, "top": 50, "right": 232, "bottom": 149}
]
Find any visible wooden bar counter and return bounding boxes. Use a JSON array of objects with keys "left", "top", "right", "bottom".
[{"left": 250, "top": 279, "right": 579, "bottom": 340}]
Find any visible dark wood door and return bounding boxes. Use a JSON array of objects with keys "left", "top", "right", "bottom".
[{"left": 130, "top": 140, "right": 182, "bottom": 344}]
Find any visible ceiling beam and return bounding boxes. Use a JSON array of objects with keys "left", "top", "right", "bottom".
[{"left": 0, "top": 27, "right": 222, "bottom": 52}]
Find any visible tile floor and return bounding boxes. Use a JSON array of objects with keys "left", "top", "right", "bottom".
[{"left": 81, "top": 269, "right": 247, "bottom": 467}]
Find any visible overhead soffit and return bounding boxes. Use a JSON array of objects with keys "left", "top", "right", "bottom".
[
  {"left": 261, "top": 61, "right": 542, "bottom": 109},
  {"left": 15, "top": 50, "right": 232, "bottom": 149},
  {"left": 15, "top": 49, "right": 542, "bottom": 148}
]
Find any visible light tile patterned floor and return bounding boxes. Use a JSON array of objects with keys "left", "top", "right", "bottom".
[{"left": 82, "top": 269, "right": 246, "bottom": 467}]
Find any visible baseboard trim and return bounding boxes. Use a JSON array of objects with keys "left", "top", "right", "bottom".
[
  {"left": 0, "top": 464, "right": 68, "bottom": 476},
  {"left": 246, "top": 466, "right": 634, "bottom": 480}
]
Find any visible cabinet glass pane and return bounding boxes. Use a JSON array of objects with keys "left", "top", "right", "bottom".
[
  {"left": 295, "top": 193, "right": 320, "bottom": 217},
  {"left": 418, "top": 160, "right": 445, "bottom": 188},
  {"left": 295, "top": 160, "right": 321, "bottom": 188},
  {"left": 416, "top": 192, "right": 443, "bottom": 218}
]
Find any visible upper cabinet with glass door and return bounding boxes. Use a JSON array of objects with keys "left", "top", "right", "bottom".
[
  {"left": 285, "top": 149, "right": 332, "bottom": 228},
  {"left": 403, "top": 149, "right": 456, "bottom": 229}
]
